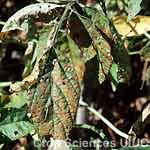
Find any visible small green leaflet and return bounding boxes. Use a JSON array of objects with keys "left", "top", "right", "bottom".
[{"left": 109, "top": 62, "right": 119, "bottom": 91}]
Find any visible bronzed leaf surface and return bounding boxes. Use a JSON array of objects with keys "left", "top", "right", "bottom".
[
  {"left": 1, "top": 3, "right": 79, "bottom": 140},
  {"left": 28, "top": 32, "right": 81, "bottom": 139},
  {"left": 26, "top": 6, "right": 114, "bottom": 139},
  {"left": 109, "top": 22, "right": 131, "bottom": 85},
  {"left": 73, "top": 7, "right": 113, "bottom": 84},
  {"left": 83, "top": 6, "right": 131, "bottom": 88},
  {"left": 0, "top": 2, "right": 131, "bottom": 140}
]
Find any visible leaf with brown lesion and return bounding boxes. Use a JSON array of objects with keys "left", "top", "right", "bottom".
[
  {"left": 69, "top": 11, "right": 113, "bottom": 84},
  {"left": 1, "top": 2, "right": 82, "bottom": 140},
  {"left": 27, "top": 32, "right": 81, "bottom": 139}
]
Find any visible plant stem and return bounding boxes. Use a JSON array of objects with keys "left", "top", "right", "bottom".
[
  {"left": 0, "top": 82, "right": 11, "bottom": 87},
  {"left": 79, "top": 100, "right": 129, "bottom": 139},
  {"left": 0, "top": 21, "right": 5, "bottom": 26}
]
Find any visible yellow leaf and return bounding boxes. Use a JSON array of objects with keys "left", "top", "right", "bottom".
[{"left": 113, "top": 16, "right": 150, "bottom": 37}]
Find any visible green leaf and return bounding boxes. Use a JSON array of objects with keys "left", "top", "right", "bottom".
[
  {"left": 31, "top": 25, "right": 54, "bottom": 64},
  {"left": 109, "top": 62, "right": 119, "bottom": 91},
  {"left": 85, "top": 7, "right": 109, "bottom": 29},
  {"left": 0, "top": 109, "right": 27, "bottom": 126},
  {"left": 5, "top": 91, "right": 28, "bottom": 108},
  {"left": 0, "top": 121, "right": 34, "bottom": 141},
  {"left": 84, "top": 7, "right": 98, "bottom": 18},
  {"left": 0, "top": 108, "right": 34, "bottom": 140},
  {"left": 128, "top": 0, "right": 143, "bottom": 19}
]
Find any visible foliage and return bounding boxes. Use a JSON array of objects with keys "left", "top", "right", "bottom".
[
  {"left": 0, "top": 0, "right": 149, "bottom": 149},
  {"left": 128, "top": 0, "right": 143, "bottom": 19}
]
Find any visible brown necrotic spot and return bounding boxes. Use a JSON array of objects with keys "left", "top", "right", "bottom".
[{"left": 28, "top": 101, "right": 44, "bottom": 123}]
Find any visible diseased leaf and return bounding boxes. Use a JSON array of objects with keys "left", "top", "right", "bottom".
[
  {"left": 4, "top": 3, "right": 70, "bottom": 92},
  {"left": 109, "top": 20, "right": 131, "bottom": 83},
  {"left": 27, "top": 32, "right": 81, "bottom": 139},
  {"left": 73, "top": 8, "right": 113, "bottom": 84},
  {"left": 22, "top": 24, "right": 55, "bottom": 78},
  {"left": 69, "top": 6, "right": 130, "bottom": 90},
  {"left": 1, "top": 3, "right": 79, "bottom": 140},
  {"left": 67, "top": 35, "right": 85, "bottom": 82},
  {"left": 12, "top": 4, "right": 81, "bottom": 139},
  {"left": 1, "top": 3, "right": 66, "bottom": 88},
  {"left": 2, "top": 3, "right": 65, "bottom": 32}
]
